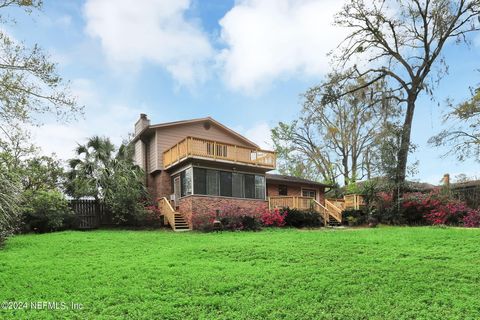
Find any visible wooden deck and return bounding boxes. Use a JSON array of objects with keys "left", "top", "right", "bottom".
[
  {"left": 163, "top": 136, "right": 276, "bottom": 169},
  {"left": 268, "top": 196, "right": 343, "bottom": 225}
]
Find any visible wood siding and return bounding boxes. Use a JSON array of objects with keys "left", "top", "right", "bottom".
[
  {"left": 155, "top": 122, "right": 256, "bottom": 170},
  {"left": 134, "top": 140, "right": 145, "bottom": 170},
  {"left": 148, "top": 133, "right": 158, "bottom": 172}
]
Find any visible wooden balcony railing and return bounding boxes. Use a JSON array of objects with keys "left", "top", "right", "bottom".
[
  {"left": 268, "top": 196, "right": 317, "bottom": 211},
  {"left": 163, "top": 136, "right": 276, "bottom": 169}
]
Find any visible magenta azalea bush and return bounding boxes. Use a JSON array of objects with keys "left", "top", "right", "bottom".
[
  {"left": 191, "top": 205, "right": 290, "bottom": 232},
  {"left": 395, "top": 189, "right": 480, "bottom": 227},
  {"left": 463, "top": 209, "right": 480, "bottom": 227},
  {"left": 261, "top": 208, "right": 286, "bottom": 227}
]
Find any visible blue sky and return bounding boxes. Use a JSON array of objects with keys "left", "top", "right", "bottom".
[{"left": 6, "top": 0, "right": 480, "bottom": 184}]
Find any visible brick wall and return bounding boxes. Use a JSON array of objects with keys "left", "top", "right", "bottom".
[
  {"left": 177, "top": 195, "right": 268, "bottom": 229},
  {"left": 147, "top": 171, "right": 172, "bottom": 201}
]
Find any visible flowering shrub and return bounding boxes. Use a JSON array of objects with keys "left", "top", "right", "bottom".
[
  {"left": 463, "top": 209, "right": 480, "bottom": 227},
  {"left": 424, "top": 202, "right": 471, "bottom": 225},
  {"left": 399, "top": 190, "right": 474, "bottom": 226},
  {"left": 191, "top": 205, "right": 263, "bottom": 232},
  {"left": 191, "top": 211, "right": 216, "bottom": 232},
  {"left": 261, "top": 208, "right": 286, "bottom": 227}
]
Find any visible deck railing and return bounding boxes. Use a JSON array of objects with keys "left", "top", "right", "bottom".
[
  {"left": 163, "top": 136, "right": 276, "bottom": 169},
  {"left": 268, "top": 196, "right": 317, "bottom": 211},
  {"left": 344, "top": 194, "right": 365, "bottom": 210},
  {"left": 269, "top": 196, "right": 343, "bottom": 224},
  {"left": 158, "top": 197, "right": 177, "bottom": 230},
  {"left": 324, "top": 199, "right": 343, "bottom": 222}
]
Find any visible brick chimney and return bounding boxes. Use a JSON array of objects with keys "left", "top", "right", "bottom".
[
  {"left": 443, "top": 173, "right": 450, "bottom": 186},
  {"left": 135, "top": 113, "right": 150, "bottom": 135}
]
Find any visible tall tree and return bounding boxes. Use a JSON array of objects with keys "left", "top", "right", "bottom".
[
  {"left": 66, "top": 136, "right": 116, "bottom": 200},
  {"left": 0, "top": 1, "right": 80, "bottom": 126},
  {"left": 0, "top": 0, "right": 80, "bottom": 171},
  {"left": 272, "top": 76, "right": 399, "bottom": 186},
  {"left": 331, "top": 0, "right": 480, "bottom": 190},
  {"left": 429, "top": 86, "right": 480, "bottom": 161}
]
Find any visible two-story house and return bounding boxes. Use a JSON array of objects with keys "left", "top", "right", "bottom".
[{"left": 132, "top": 114, "right": 339, "bottom": 231}]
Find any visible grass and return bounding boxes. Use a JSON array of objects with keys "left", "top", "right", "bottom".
[{"left": 1, "top": 227, "right": 480, "bottom": 319}]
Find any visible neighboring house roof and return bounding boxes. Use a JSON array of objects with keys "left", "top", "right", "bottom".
[
  {"left": 266, "top": 173, "right": 332, "bottom": 187},
  {"left": 450, "top": 180, "right": 480, "bottom": 189},
  {"left": 132, "top": 116, "right": 260, "bottom": 148},
  {"left": 352, "top": 178, "right": 436, "bottom": 192}
]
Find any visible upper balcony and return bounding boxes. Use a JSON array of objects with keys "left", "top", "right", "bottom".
[{"left": 163, "top": 136, "right": 276, "bottom": 170}]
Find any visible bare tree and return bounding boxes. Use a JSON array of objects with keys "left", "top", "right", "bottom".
[
  {"left": 429, "top": 85, "right": 480, "bottom": 161},
  {"left": 272, "top": 119, "right": 339, "bottom": 184},
  {"left": 330, "top": 0, "right": 480, "bottom": 191},
  {"left": 272, "top": 76, "right": 398, "bottom": 186}
]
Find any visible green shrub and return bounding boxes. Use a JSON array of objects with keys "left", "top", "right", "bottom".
[
  {"left": 283, "top": 208, "right": 322, "bottom": 228},
  {"left": 342, "top": 209, "right": 367, "bottom": 226},
  {"left": 22, "top": 190, "right": 74, "bottom": 233}
]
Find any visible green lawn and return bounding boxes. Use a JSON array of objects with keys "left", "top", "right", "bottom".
[{"left": 1, "top": 227, "right": 480, "bottom": 319}]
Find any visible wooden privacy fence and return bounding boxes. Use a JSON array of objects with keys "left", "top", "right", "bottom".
[{"left": 68, "top": 200, "right": 112, "bottom": 229}]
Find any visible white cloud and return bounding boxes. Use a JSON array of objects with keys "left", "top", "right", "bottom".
[
  {"left": 241, "top": 122, "right": 273, "bottom": 150},
  {"left": 71, "top": 78, "right": 99, "bottom": 107},
  {"left": 84, "top": 0, "right": 214, "bottom": 86},
  {"left": 30, "top": 103, "right": 141, "bottom": 161},
  {"left": 218, "top": 0, "right": 347, "bottom": 93},
  {"left": 29, "top": 76, "right": 143, "bottom": 161}
]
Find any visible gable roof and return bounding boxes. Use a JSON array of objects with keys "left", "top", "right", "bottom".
[
  {"left": 266, "top": 173, "right": 332, "bottom": 188},
  {"left": 133, "top": 116, "right": 259, "bottom": 148}
]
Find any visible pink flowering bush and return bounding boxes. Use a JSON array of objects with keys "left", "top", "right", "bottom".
[
  {"left": 192, "top": 204, "right": 264, "bottom": 232},
  {"left": 191, "top": 211, "right": 217, "bottom": 232},
  {"left": 463, "top": 209, "right": 480, "bottom": 227},
  {"left": 261, "top": 208, "right": 287, "bottom": 227},
  {"left": 399, "top": 190, "right": 475, "bottom": 226}
]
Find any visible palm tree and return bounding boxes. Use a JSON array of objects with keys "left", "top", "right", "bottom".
[{"left": 66, "top": 136, "right": 116, "bottom": 199}]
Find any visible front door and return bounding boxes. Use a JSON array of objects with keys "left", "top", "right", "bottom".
[{"left": 173, "top": 176, "right": 181, "bottom": 207}]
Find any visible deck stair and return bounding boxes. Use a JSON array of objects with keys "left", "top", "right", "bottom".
[
  {"left": 173, "top": 213, "right": 190, "bottom": 231},
  {"left": 269, "top": 196, "right": 344, "bottom": 227},
  {"left": 158, "top": 197, "right": 191, "bottom": 231}
]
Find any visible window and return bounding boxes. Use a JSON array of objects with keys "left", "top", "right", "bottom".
[
  {"left": 302, "top": 189, "right": 316, "bottom": 199},
  {"left": 255, "top": 175, "right": 265, "bottom": 199},
  {"left": 220, "top": 171, "right": 232, "bottom": 197},
  {"left": 206, "top": 170, "right": 219, "bottom": 196},
  {"left": 244, "top": 174, "right": 255, "bottom": 198},
  {"left": 193, "top": 168, "right": 206, "bottom": 195},
  {"left": 180, "top": 168, "right": 193, "bottom": 197},
  {"left": 232, "top": 173, "right": 244, "bottom": 198},
  {"left": 278, "top": 185, "right": 288, "bottom": 196},
  {"left": 191, "top": 168, "right": 265, "bottom": 200}
]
